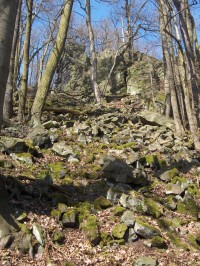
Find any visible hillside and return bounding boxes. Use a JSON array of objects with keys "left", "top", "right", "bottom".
[{"left": 0, "top": 92, "right": 200, "bottom": 265}]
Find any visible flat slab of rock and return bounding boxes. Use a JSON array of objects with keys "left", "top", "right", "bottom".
[{"left": 138, "top": 111, "right": 174, "bottom": 130}]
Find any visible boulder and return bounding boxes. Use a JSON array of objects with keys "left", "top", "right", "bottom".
[
  {"left": 121, "top": 210, "right": 135, "bottom": 227},
  {"left": 134, "top": 220, "right": 161, "bottom": 239},
  {"left": 80, "top": 215, "right": 100, "bottom": 246},
  {"left": 138, "top": 111, "right": 174, "bottom": 129},
  {"left": 27, "top": 125, "right": 51, "bottom": 148},
  {"left": 100, "top": 156, "right": 149, "bottom": 185},
  {"left": 112, "top": 223, "right": 128, "bottom": 239},
  {"left": 52, "top": 142, "right": 74, "bottom": 157},
  {"left": 134, "top": 256, "right": 158, "bottom": 266}
]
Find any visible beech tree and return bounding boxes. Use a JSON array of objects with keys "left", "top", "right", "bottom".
[
  {"left": 3, "top": 0, "right": 22, "bottom": 120},
  {"left": 0, "top": 0, "right": 19, "bottom": 132},
  {"left": 158, "top": 0, "right": 200, "bottom": 150},
  {"left": 31, "top": 0, "right": 74, "bottom": 126},
  {"left": 18, "top": 0, "right": 34, "bottom": 122}
]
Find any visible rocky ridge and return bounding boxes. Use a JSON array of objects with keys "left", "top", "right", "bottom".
[{"left": 0, "top": 95, "right": 200, "bottom": 265}]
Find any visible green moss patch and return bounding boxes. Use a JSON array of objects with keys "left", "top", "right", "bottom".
[
  {"left": 94, "top": 196, "right": 112, "bottom": 210},
  {"left": 112, "top": 223, "right": 128, "bottom": 239}
]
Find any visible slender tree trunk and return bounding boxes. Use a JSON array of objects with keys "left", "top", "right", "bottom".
[
  {"left": 3, "top": 0, "right": 22, "bottom": 120},
  {"left": 172, "top": 0, "right": 200, "bottom": 150},
  {"left": 31, "top": 0, "right": 74, "bottom": 127},
  {"left": 0, "top": 0, "right": 18, "bottom": 132},
  {"left": 18, "top": 0, "right": 33, "bottom": 122},
  {"left": 85, "top": 0, "right": 101, "bottom": 103},
  {"left": 125, "top": 0, "right": 133, "bottom": 62},
  {"left": 159, "top": 0, "right": 184, "bottom": 134}
]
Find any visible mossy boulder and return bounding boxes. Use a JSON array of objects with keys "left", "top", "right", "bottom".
[
  {"left": 160, "top": 168, "right": 179, "bottom": 182},
  {"left": 50, "top": 209, "right": 61, "bottom": 220},
  {"left": 112, "top": 223, "right": 128, "bottom": 239},
  {"left": 94, "top": 196, "right": 112, "bottom": 211},
  {"left": 53, "top": 229, "right": 65, "bottom": 244},
  {"left": 157, "top": 218, "right": 176, "bottom": 232},
  {"left": 144, "top": 155, "right": 162, "bottom": 169},
  {"left": 80, "top": 215, "right": 100, "bottom": 245},
  {"left": 100, "top": 232, "right": 112, "bottom": 247},
  {"left": 49, "top": 162, "right": 67, "bottom": 179},
  {"left": 62, "top": 209, "right": 78, "bottom": 228},
  {"left": 167, "top": 232, "right": 189, "bottom": 250},
  {"left": 10, "top": 152, "right": 33, "bottom": 164},
  {"left": 77, "top": 202, "right": 94, "bottom": 223},
  {"left": 187, "top": 234, "right": 200, "bottom": 250},
  {"left": 134, "top": 219, "right": 161, "bottom": 239},
  {"left": 144, "top": 198, "right": 163, "bottom": 218},
  {"left": 163, "top": 195, "right": 177, "bottom": 210},
  {"left": 177, "top": 198, "right": 199, "bottom": 220},
  {"left": 113, "top": 206, "right": 126, "bottom": 216},
  {"left": 149, "top": 236, "right": 167, "bottom": 249}
]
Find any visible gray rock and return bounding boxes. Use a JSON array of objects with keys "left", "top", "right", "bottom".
[
  {"left": 27, "top": 125, "right": 51, "bottom": 148},
  {"left": 62, "top": 210, "right": 78, "bottom": 228},
  {"left": 127, "top": 228, "right": 138, "bottom": 242},
  {"left": 160, "top": 168, "right": 179, "bottom": 182},
  {"left": 107, "top": 187, "right": 125, "bottom": 203},
  {"left": 32, "top": 223, "right": 45, "bottom": 246},
  {"left": 165, "top": 183, "right": 185, "bottom": 195},
  {"left": 101, "top": 156, "right": 149, "bottom": 185},
  {"left": 10, "top": 152, "right": 33, "bottom": 164},
  {"left": 134, "top": 256, "right": 157, "bottom": 266},
  {"left": 52, "top": 142, "right": 74, "bottom": 157},
  {"left": 0, "top": 137, "right": 32, "bottom": 154},
  {"left": 134, "top": 220, "right": 160, "bottom": 239},
  {"left": 126, "top": 191, "right": 148, "bottom": 213},
  {"left": 121, "top": 210, "right": 135, "bottom": 227},
  {"left": 138, "top": 111, "right": 174, "bottom": 130}
]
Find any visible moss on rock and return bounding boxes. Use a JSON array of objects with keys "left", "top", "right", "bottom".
[
  {"left": 112, "top": 223, "right": 128, "bottom": 239},
  {"left": 144, "top": 198, "right": 163, "bottom": 218},
  {"left": 177, "top": 198, "right": 199, "bottom": 220},
  {"left": 149, "top": 236, "right": 167, "bottom": 249},
  {"left": 113, "top": 206, "right": 126, "bottom": 216},
  {"left": 80, "top": 215, "right": 100, "bottom": 245},
  {"left": 94, "top": 196, "right": 112, "bottom": 211}
]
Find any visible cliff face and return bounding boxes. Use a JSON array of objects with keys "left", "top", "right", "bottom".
[{"left": 55, "top": 44, "right": 164, "bottom": 105}]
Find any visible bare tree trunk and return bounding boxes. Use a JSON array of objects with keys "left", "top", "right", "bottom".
[
  {"left": 159, "top": 0, "right": 184, "bottom": 134},
  {"left": 31, "top": 0, "right": 74, "bottom": 127},
  {"left": 172, "top": 0, "right": 200, "bottom": 150},
  {"left": 0, "top": 0, "right": 18, "bottom": 132},
  {"left": 3, "top": 0, "right": 22, "bottom": 120},
  {"left": 18, "top": 0, "right": 33, "bottom": 122},
  {"left": 85, "top": 0, "right": 101, "bottom": 103}
]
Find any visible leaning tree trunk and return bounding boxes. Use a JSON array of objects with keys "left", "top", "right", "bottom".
[
  {"left": 0, "top": 0, "right": 19, "bottom": 132},
  {"left": 30, "top": 0, "right": 74, "bottom": 127},
  {"left": 3, "top": 0, "right": 22, "bottom": 120},
  {"left": 18, "top": 0, "right": 33, "bottom": 122},
  {"left": 85, "top": 0, "right": 101, "bottom": 103}
]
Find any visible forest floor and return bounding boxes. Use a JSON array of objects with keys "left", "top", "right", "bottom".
[{"left": 0, "top": 94, "right": 200, "bottom": 266}]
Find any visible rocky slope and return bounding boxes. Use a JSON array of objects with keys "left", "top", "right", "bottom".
[{"left": 0, "top": 94, "right": 200, "bottom": 266}]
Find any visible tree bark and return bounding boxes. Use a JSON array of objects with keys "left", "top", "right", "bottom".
[
  {"left": 18, "top": 0, "right": 33, "bottom": 122},
  {"left": 30, "top": 0, "right": 74, "bottom": 126},
  {"left": 3, "top": 0, "right": 22, "bottom": 120},
  {"left": 85, "top": 0, "right": 101, "bottom": 103},
  {"left": 0, "top": 0, "right": 18, "bottom": 132}
]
